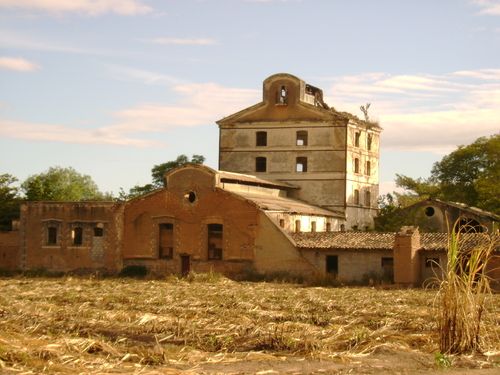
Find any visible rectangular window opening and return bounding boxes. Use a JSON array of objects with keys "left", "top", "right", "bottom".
[
  {"left": 47, "top": 227, "right": 57, "bottom": 245},
  {"left": 256, "top": 157, "right": 267, "bottom": 172},
  {"left": 94, "top": 227, "right": 104, "bottom": 237},
  {"left": 295, "top": 220, "right": 301, "bottom": 233},
  {"left": 296, "top": 157, "right": 307, "bottom": 173},
  {"left": 355, "top": 132, "right": 361, "bottom": 147},
  {"left": 279, "top": 219, "right": 285, "bottom": 228},
  {"left": 326, "top": 255, "right": 338, "bottom": 275},
  {"left": 354, "top": 189, "right": 360, "bottom": 205},
  {"left": 159, "top": 223, "right": 174, "bottom": 259},
  {"left": 72, "top": 227, "right": 83, "bottom": 246},
  {"left": 208, "top": 223, "right": 223, "bottom": 260},
  {"left": 256, "top": 131, "right": 267, "bottom": 146},
  {"left": 296, "top": 131, "right": 308, "bottom": 146},
  {"left": 311, "top": 221, "right": 316, "bottom": 232}
]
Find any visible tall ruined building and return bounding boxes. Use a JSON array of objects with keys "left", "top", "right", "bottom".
[{"left": 217, "top": 73, "right": 381, "bottom": 229}]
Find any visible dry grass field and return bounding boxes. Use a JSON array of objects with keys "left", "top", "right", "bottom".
[{"left": 0, "top": 274, "right": 499, "bottom": 374}]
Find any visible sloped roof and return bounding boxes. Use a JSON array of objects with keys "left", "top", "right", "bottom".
[
  {"left": 292, "top": 232, "right": 395, "bottom": 250},
  {"left": 217, "top": 170, "right": 297, "bottom": 190},
  {"left": 292, "top": 231, "right": 497, "bottom": 251},
  {"left": 231, "top": 192, "right": 343, "bottom": 218},
  {"left": 410, "top": 198, "right": 499, "bottom": 221}
]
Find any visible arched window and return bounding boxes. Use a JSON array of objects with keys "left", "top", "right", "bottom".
[
  {"left": 354, "top": 158, "right": 360, "bottom": 173},
  {"left": 365, "top": 191, "right": 371, "bottom": 207},
  {"left": 355, "top": 132, "right": 361, "bottom": 147},
  {"left": 366, "top": 161, "right": 371, "bottom": 176},
  {"left": 256, "top": 157, "right": 267, "bottom": 172},
  {"left": 367, "top": 134, "right": 373, "bottom": 150},
  {"left": 277, "top": 85, "right": 288, "bottom": 105},
  {"left": 354, "top": 189, "right": 360, "bottom": 205}
]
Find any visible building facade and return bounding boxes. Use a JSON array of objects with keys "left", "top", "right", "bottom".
[{"left": 218, "top": 73, "right": 381, "bottom": 230}]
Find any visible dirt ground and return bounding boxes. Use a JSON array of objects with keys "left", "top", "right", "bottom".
[{"left": 0, "top": 276, "right": 498, "bottom": 374}]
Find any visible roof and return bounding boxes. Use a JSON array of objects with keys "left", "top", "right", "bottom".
[
  {"left": 292, "top": 231, "right": 498, "bottom": 252},
  {"left": 292, "top": 232, "right": 395, "bottom": 250},
  {"left": 231, "top": 192, "right": 343, "bottom": 218},
  {"left": 411, "top": 198, "right": 499, "bottom": 221},
  {"left": 217, "top": 170, "right": 297, "bottom": 190}
]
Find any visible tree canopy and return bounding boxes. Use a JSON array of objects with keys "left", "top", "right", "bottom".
[
  {"left": 390, "top": 134, "right": 499, "bottom": 214},
  {"left": 21, "top": 167, "right": 109, "bottom": 201},
  {"left": 0, "top": 174, "right": 21, "bottom": 230},
  {"left": 121, "top": 154, "right": 205, "bottom": 199}
]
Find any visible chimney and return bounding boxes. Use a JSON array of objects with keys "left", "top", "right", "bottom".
[{"left": 393, "top": 226, "right": 421, "bottom": 286}]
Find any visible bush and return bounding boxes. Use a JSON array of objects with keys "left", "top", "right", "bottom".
[{"left": 119, "top": 265, "right": 148, "bottom": 278}]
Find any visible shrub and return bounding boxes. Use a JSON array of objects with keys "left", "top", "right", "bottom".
[{"left": 119, "top": 265, "right": 148, "bottom": 278}]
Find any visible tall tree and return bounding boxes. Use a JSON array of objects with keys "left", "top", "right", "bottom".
[
  {"left": 394, "top": 134, "right": 499, "bottom": 214},
  {"left": 151, "top": 154, "right": 205, "bottom": 188},
  {"left": 22, "top": 167, "right": 108, "bottom": 201},
  {"left": 0, "top": 174, "right": 21, "bottom": 230}
]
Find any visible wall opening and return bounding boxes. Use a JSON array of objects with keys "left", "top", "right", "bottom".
[
  {"left": 326, "top": 255, "right": 338, "bottom": 275},
  {"left": 326, "top": 222, "right": 331, "bottom": 232},
  {"left": 159, "top": 223, "right": 174, "bottom": 259},
  {"left": 366, "top": 161, "right": 371, "bottom": 176},
  {"left": 184, "top": 191, "right": 197, "bottom": 203},
  {"left": 355, "top": 132, "right": 361, "bottom": 147},
  {"left": 296, "top": 131, "right": 308, "bottom": 146},
  {"left": 295, "top": 220, "right": 301, "bottom": 233},
  {"left": 367, "top": 134, "right": 372, "bottom": 150},
  {"left": 47, "top": 227, "right": 57, "bottom": 245},
  {"left": 365, "top": 190, "right": 371, "bottom": 207},
  {"left": 277, "top": 85, "right": 288, "bottom": 105},
  {"left": 354, "top": 189, "right": 360, "bottom": 205},
  {"left": 296, "top": 157, "right": 307, "bottom": 172},
  {"left": 72, "top": 227, "right": 83, "bottom": 246},
  {"left": 256, "top": 131, "right": 267, "bottom": 146},
  {"left": 255, "top": 157, "right": 267, "bottom": 172},
  {"left": 354, "top": 158, "right": 360, "bottom": 173},
  {"left": 279, "top": 219, "right": 285, "bottom": 228},
  {"left": 208, "top": 223, "right": 223, "bottom": 260},
  {"left": 94, "top": 227, "right": 104, "bottom": 237},
  {"left": 311, "top": 221, "right": 316, "bottom": 232}
]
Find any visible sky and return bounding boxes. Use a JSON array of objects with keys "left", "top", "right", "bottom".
[{"left": 0, "top": 0, "right": 499, "bottom": 197}]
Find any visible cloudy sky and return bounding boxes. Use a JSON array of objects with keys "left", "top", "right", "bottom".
[{"left": 1, "top": 0, "right": 499, "bottom": 196}]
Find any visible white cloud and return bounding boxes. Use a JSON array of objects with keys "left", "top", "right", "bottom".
[
  {"left": 0, "top": 119, "right": 160, "bottom": 147},
  {"left": 0, "top": 81, "right": 259, "bottom": 146},
  {"left": 324, "top": 69, "right": 500, "bottom": 154},
  {"left": 0, "top": 56, "right": 38, "bottom": 71},
  {"left": 472, "top": 0, "right": 500, "bottom": 15},
  {"left": 0, "top": 0, "right": 152, "bottom": 15},
  {"left": 148, "top": 37, "right": 216, "bottom": 46}
]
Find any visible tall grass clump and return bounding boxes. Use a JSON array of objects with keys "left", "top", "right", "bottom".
[{"left": 437, "top": 221, "right": 497, "bottom": 354}]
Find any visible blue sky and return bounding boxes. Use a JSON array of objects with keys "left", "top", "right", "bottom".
[{"left": 0, "top": 0, "right": 499, "bottom": 196}]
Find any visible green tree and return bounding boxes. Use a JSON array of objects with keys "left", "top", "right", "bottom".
[
  {"left": 0, "top": 174, "right": 21, "bottom": 230},
  {"left": 22, "top": 167, "right": 108, "bottom": 201},
  {"left": 151, "top": 154, "right": 205, "bottom": 187},
  {"left": 394, "top": 134, "right": 499, "bottom": 214},
  {"left": 121, "top": 154, "right": 206, "bottom": 199}
]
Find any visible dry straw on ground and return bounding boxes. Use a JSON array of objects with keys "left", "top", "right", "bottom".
[{"left": 0, "top": 275, "right": 499, "bottom": 374}]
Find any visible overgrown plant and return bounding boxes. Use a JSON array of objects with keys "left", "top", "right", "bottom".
[{"left": 437, "top": 220, "right": 496, "bottom": 354}]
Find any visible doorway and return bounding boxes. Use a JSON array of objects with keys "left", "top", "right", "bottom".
[{"left": 181, "top": 255, "right": 190, "bottom": 276}]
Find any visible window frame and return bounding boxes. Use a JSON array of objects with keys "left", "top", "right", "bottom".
[
  {"left": 159, "top": 223, "right": 174, "bottom": 259},
  {"left": 296, "top": 131, "right": 308, "bottom": 146}
]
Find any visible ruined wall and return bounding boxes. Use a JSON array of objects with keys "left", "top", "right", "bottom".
[
  {"left": 20, "top": 202, "right": 124, "bottom": 273},
  {"left": 0, "top": 230, "right": 20, "bottom": 271},
  {"left": 122, "top": 167, "right": 260, "bottom": 277}
]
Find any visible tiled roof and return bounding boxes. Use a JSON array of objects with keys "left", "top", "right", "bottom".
[
  {"left": 292, "top": 232, "right": 395, "bottom": 250},
  {"left": 217, "top": 170, "right": 298, "bottom": 190},
  {"left": 293, "top": 231, "right": 497, "bottom": 252}
]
